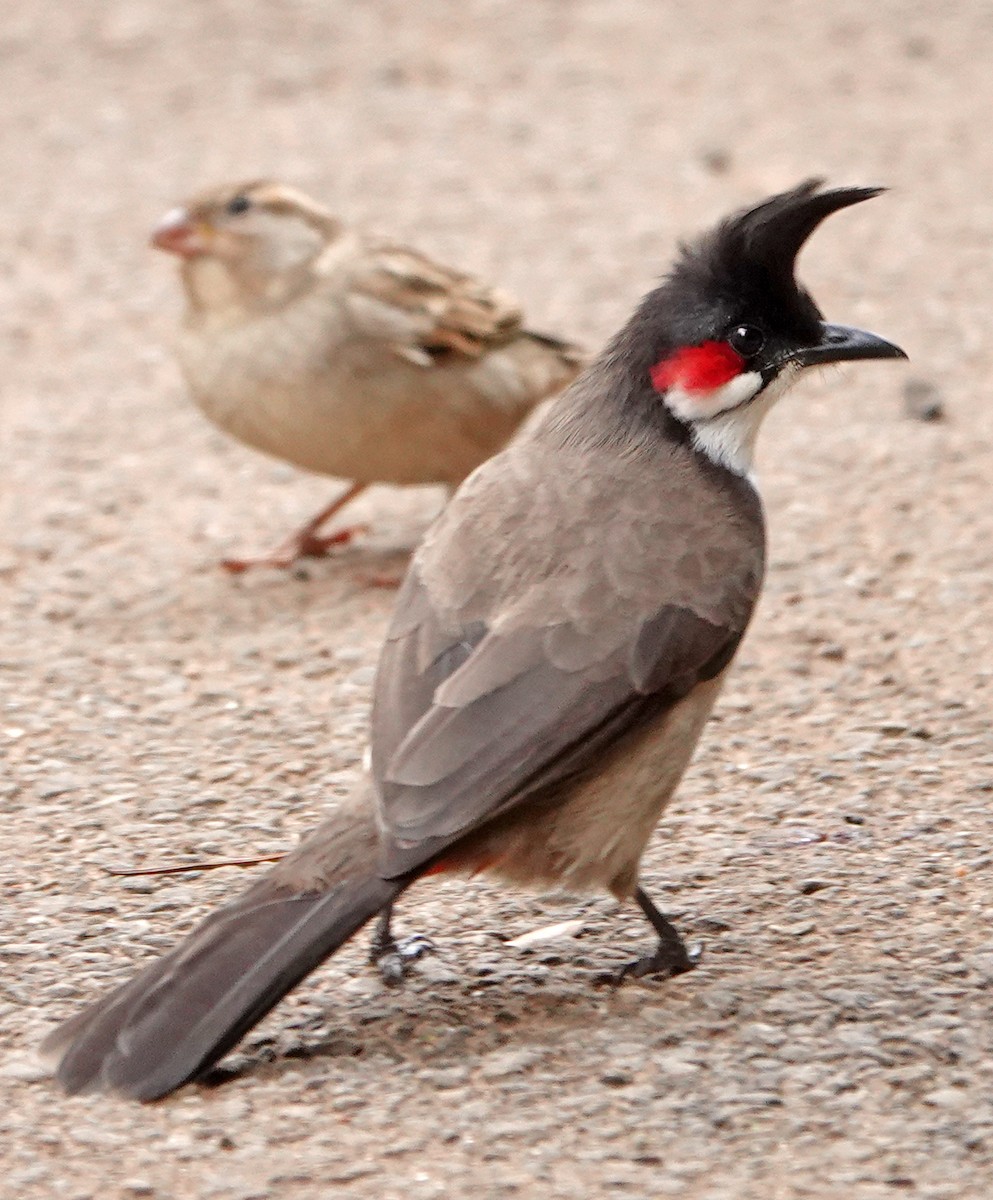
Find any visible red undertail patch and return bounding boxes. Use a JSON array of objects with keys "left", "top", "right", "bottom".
[{"left": 650, "top": 341, "right": 744, "bottom": 394}]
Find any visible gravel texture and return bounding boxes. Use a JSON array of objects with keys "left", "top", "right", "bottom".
[{"left": 3, "top": 2, "right": 993, "bottom": 1197}]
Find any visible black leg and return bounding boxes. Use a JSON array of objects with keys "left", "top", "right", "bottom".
[
  {"left": 368, "top": 902, "right": 434, "bottom": 986},
  {"left": 368, "top": 904, "right": 396, "bottom": 962},
  {"left": 616, "top": 887, "right": 700, "bottom": 982}
]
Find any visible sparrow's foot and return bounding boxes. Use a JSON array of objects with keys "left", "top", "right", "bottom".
[
  {"left": 368, "top": 904, "right": 434, "bottom": 986},
  {"left": 220, "top": 525, "right": 368, "bottom": 574},
  {"left": 221, "top": 482, "right": 372, "bottom": 573},
  {"left": 294, "top": 525, "right": 365, "bottom": 559}
]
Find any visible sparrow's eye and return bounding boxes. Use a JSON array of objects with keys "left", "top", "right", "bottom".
[
  {"left": 727, "top": 324, "right": 765, "bottom": 357},
  {"left": 226, "top": 195, "right": 252, "bottom": 216}
]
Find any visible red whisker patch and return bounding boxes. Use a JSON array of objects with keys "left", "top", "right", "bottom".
[{"left": 650, "top": 341, "right": 744, "bottom": 394}]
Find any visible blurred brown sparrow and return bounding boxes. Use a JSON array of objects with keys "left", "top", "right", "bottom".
[{"left": 152, "top": 181, "right": 584, "bottom": 571}]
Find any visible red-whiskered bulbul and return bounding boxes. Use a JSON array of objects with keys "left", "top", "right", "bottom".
[{"left": 43, "top": 180, "right": 906, "bottom": 1100}]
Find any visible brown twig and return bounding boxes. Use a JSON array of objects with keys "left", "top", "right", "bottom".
[{"left": 104, "top": 853, "right": 286, "bottom": 878}]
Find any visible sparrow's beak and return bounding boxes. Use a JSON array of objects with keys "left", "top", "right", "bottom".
[
  {"left": 792, "top": 323, "right": 908, "bottom": 368},
  {"left": 150, "top": 208, "right": 211, "bottom": 258}
]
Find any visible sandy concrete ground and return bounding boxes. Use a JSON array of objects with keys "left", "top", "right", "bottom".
[{"left": 2, "top": 1, "right": 993, "bottom": 1196}]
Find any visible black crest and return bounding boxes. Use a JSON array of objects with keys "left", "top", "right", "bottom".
[
  {"left": 609, "top": 180, "right": 887, "bottom": 374},
  {"left": 686, "top": 179, "right": 885, "bottom": 303},
  {"left": 569, "top": 180, "right": 889, "bottom": 449}
]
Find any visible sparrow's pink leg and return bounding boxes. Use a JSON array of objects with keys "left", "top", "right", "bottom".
[{"left": 221, "top": 482, "right": 368, "bottom": 573}]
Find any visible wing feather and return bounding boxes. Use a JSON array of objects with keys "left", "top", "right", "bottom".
[
  {"left": 369, "top": 433, "right": 765, "bottom": 878},
  {"left": 374, "top": 579, "right": 741, "bottom": 873},
  {"left": 345, "top": 243, "right": 525, "bottom": 362}
]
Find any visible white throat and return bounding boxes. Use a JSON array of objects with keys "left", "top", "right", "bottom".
[
  {"left": 181, "top": 252, "right": 313, "bottom": 323},
  {"left": 682, "top": 369, "right": 796, "bottom": 475}
]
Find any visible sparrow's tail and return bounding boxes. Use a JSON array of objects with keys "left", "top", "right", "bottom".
[
  {"left": 520, "top": 329, "right": 587, "bottom": 396},
  {"left": 42, "top": 794, "right": 407, "bottom": 1101}
]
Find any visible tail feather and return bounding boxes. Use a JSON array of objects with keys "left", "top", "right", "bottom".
[
  {"left": 525, "top": 328, "right": 587, "bottom": 369},
  {"left": 43, "top": 796, "right": 406, "bottom": 1100}
]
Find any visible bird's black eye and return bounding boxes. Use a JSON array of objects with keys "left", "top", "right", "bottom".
[
  {"left": 726, "top": 324, "right": 765, "bottom": 357},
  {"left": 226, "top": 195, "right": 252, "bottom": 216}
]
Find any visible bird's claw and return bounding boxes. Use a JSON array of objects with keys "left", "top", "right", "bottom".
[
  {"left": 294, "top": 524, "right": 367, "bottom": 559},
  {"left": 371, "top": 933, "right": 435, "bottom": 986},
  {"left": 613, "top": 940, "right": 701, "bottom": 986},
  {"left": 220, "top": 525, "right": 369, "bottom": 574}
]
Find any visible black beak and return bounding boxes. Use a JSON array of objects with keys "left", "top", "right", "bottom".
[{"left": 792, "top": 322, "right": 907, "bottom": 368}]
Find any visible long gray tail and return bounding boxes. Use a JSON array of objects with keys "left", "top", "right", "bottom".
[{"left": 42, "top": 798, "right": 407, "bottom": 1101}]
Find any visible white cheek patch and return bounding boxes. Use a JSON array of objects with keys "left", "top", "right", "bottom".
[
  {"left": 689, "top": 368, "right": 797, "bottom": 475},
  {"left": 663, "top": 370, "right": 764, "bottom": 423}
]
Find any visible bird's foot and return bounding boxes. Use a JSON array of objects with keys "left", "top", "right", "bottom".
[
  {"left": 371, "top": 932, "right": 435, "bottom": 986},
  {"left": 220, "top": 525, "right": 369, "bottom": 574},
  {"left": 294, "top": 525, "right": 367, "bottom": 559},
  {"left": 610, "top": 885, "right": 700, "bottom": 984},
  {"left": 615, "top": 939, "right": 701, "bottom": 984}
]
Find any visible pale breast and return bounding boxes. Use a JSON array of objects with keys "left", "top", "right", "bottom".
[
  {"left": 457, "top": 672, "right": 727, "bottom": 899},
  {"left": 175, "top": 294, "right": 553, "bottom": 486}
]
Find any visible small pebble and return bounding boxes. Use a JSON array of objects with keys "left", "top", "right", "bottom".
[{"left": 902, "top": 377, "right": 945, "bottom": 422}]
